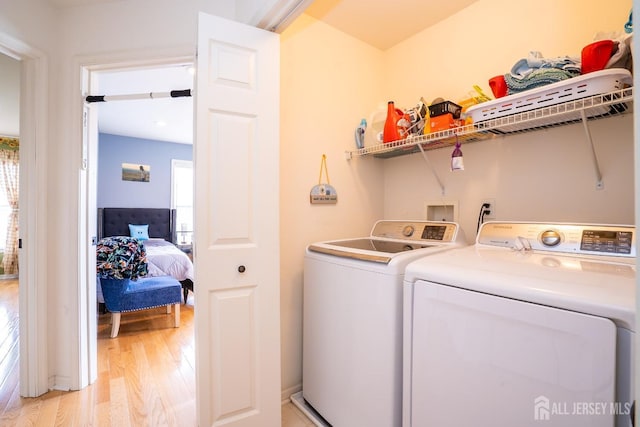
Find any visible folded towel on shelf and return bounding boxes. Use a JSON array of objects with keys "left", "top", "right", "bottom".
[
  {"left": 510, "top": 51, "right": 581, "bottom": 79},
  {"left": 605, "top": 34, "right": 633, "bottom": 70},
  {"left": 504, "top": 67, "right": 579, "bottom": 95}
]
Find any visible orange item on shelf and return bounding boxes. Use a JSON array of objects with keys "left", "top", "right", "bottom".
[
  {"left": 429, "top": 113, "right": 462, "bottom": 133},
  {"left": 383, "top": 101, "right": 410, "bottom": 143}
]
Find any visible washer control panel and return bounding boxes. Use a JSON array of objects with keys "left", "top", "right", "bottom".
[
  {"left": 477, "top": 222, "right": 635, "bottom": 257},
  {"left": 580, "top": 229, "right": 633, "bottom": 254},
  {"left": 371, "top": 220, "right": 463, "bottom": 243}
]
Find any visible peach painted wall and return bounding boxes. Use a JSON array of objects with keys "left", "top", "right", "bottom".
[
  {"left": 279, "top": 14, "right": 386, "bottom": 396},
  {"left": 382, "top": 0, "right": 634, "bottom": 239}
]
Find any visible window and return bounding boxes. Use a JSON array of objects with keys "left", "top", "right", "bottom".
[{"left": 171, "top": 159, "right": 193, "bottom": 245}]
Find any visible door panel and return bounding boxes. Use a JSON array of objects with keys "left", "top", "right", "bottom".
[
  {"left": 211, "top": 287, "right": 257, "bottom": 417},
  {"left": 195, "top": 13, "right": 281, "bottom": 427},
  {"left": 409, "top": 281, "right": 616, "bottom": 427},
  {"left": 206, "top": 112, "right": 253, "bottom": 243}
]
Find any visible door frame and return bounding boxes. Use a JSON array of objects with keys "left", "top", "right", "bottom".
[
  {"left": 0, "top": 32, "right": 49, "bottom": 397},
  {"left": 77, "top": 47, "right": 195, "bottom": 389}
]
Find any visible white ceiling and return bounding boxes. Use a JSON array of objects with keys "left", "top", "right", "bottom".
[
  {"left": 48, "top": 0, "right": 480, "bottom": 144},
  {"left": 95, "top": 64, "right": 195, "bottom": 144}
]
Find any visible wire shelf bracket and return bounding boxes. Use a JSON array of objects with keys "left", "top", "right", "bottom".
[
  {"left": 579, "top": 109, "right": 604, "bottom": 190},
  {"left": 417, "top": 143, "right": 445, "bottom": 195}
]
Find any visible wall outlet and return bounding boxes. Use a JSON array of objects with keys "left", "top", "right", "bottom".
[{"left": 481, "top": 199, "right": 496, "bottom": 220}]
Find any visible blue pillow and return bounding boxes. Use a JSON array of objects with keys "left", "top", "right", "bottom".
[{"left": 128, "top": 224, "right": 149, "bottom": 241}]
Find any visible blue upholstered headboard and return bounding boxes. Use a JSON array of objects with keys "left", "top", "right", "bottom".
[{"left": 98, "top": 208, "right": 176, "bottom": 243}]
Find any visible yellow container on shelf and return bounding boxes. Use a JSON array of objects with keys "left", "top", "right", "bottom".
[
  {"left": 458, "top": 85, "right": 493, "bottom": 113},
  {"left": 458, "top": 96, "right": 480, "bottom": 113}
]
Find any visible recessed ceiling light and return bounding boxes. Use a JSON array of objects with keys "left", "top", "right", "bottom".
[{"left": 155, "top": 120, "right": 167, "bottom": 127}]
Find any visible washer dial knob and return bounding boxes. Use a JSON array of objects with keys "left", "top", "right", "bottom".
[
  {"left": 402, "top": 225, "right": 415, "bottom": 237},
  {"left": 540, "top": 230, "right": 562, "bottom": 247}
]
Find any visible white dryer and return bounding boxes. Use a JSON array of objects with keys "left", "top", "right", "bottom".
[
  {"left": 403, "top": 221, "right": 635, "bottom": 427},
  {"left": 292, "top": 220, "right": 466, "bottom": 427}
]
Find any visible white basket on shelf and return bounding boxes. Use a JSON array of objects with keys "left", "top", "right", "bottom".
[{"left": 466, "top": 69, "right": 632, "bottom": 129}]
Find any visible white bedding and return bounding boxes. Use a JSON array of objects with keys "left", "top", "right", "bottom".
[{"left": 144, "top": 238, "right": 194, "bottom": 282}]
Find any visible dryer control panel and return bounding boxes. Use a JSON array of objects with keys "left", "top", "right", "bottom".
[{"left": 477, "top": 222, "right": 635, "bottom": 257}]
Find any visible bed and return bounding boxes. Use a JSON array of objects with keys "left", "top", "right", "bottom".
[{"left": 97, "top": 207, "right": 194, "bottom": 303}]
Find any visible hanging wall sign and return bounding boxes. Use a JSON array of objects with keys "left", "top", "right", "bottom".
[{"left": 310, "top": 154, "right": 338, "bottom": 204}]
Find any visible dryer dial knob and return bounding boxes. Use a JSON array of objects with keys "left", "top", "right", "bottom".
[
  {"left": 540, "top": 230, "right": 562, "bottom": 247},
  {"left": 402, "top": 225, "right": 415, "bottom": 237}
]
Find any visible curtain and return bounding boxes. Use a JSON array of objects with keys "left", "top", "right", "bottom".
[{"left": 0, "top": 137, "right": 19, "bottom": 275}]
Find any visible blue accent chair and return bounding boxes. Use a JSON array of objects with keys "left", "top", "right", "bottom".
[
  {"left": 100, "top": 276, "right": 182, "bottom": 338},
  {"left": 97, "top": 235, "right": 182, "bottom": 338}
]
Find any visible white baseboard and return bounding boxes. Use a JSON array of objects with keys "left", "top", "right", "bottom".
[
  {"left": 49, "top": 375, "right": 71, "bottom": 392},
  {"left": 281, "top": 383, "right": 302, "bottom": 404}
]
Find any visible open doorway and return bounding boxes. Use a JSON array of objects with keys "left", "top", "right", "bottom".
[
  {"left": 84, "top": 60, "right": 197, "bottom": 419},
  {"left": 0, "top": 53, "right": 20, "bottom": 279},
  {"left": 0, "top": 51, "right": 21, "bottom": 408},
  {"left": 92, "top": 62, "right": 195, "bottom": 300},
  {"left": 0, "top": 39, "right": 49, "bottom": 399}
]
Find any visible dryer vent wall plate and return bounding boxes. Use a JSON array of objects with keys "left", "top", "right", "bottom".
[{"left": 425, "top": 200, "right": 458, "bottom": 222}]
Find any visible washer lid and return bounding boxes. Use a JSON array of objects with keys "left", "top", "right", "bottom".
[
  {"left": 308, "top": 239, "right": 436, "bottom": 263},
  {"left": 307, "top": 220, "right": 467, "bottom": 264},
  {"left": 405, "top": 245, "right": 636, "bottom": 330},
  {"left": 315, "top": 238, "right": 434, "bottom": 252}
]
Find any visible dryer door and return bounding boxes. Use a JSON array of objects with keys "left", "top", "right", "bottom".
[{"left": 408, "top": 281, "right": 617, "bottom": 427}]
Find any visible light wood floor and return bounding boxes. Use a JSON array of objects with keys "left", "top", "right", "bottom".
[
  {"left": 0, "top": 280, "right": 313, "bottom": 427},
  {"left": 0, "top": 279, "right": 197, "bottom": 426}
]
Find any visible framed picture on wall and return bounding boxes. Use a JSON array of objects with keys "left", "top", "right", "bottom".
[{"left": 122, "top": 163, "right": 150, "bottom": 182}]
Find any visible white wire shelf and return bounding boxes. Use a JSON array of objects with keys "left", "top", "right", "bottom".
[{"left": 346, "top": 86, "right": 633, "bottom": 160}]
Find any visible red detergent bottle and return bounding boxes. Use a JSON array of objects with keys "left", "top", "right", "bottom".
[{"left": 383, "top": 101, "right": 410, "bottom": 143}]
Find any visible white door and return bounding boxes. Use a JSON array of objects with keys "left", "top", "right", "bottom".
[{"left": 194, "top": 13, "right": 281, "bottom": 427}]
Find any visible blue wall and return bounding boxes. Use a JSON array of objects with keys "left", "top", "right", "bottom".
[{"left": 98, "top": 133, "right": 192, "bottom": 208}]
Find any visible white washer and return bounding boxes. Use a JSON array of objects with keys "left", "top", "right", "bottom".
[
  {"left": 291, "top": 220, "right": 466, "bottom": 427},
  {"left": 403, "top": 221, "right": 635, "bottom": 427}
]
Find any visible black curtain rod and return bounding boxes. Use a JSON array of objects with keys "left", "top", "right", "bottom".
[{"left": 85, "top": 89, "right": 191, "bottom": 103}]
